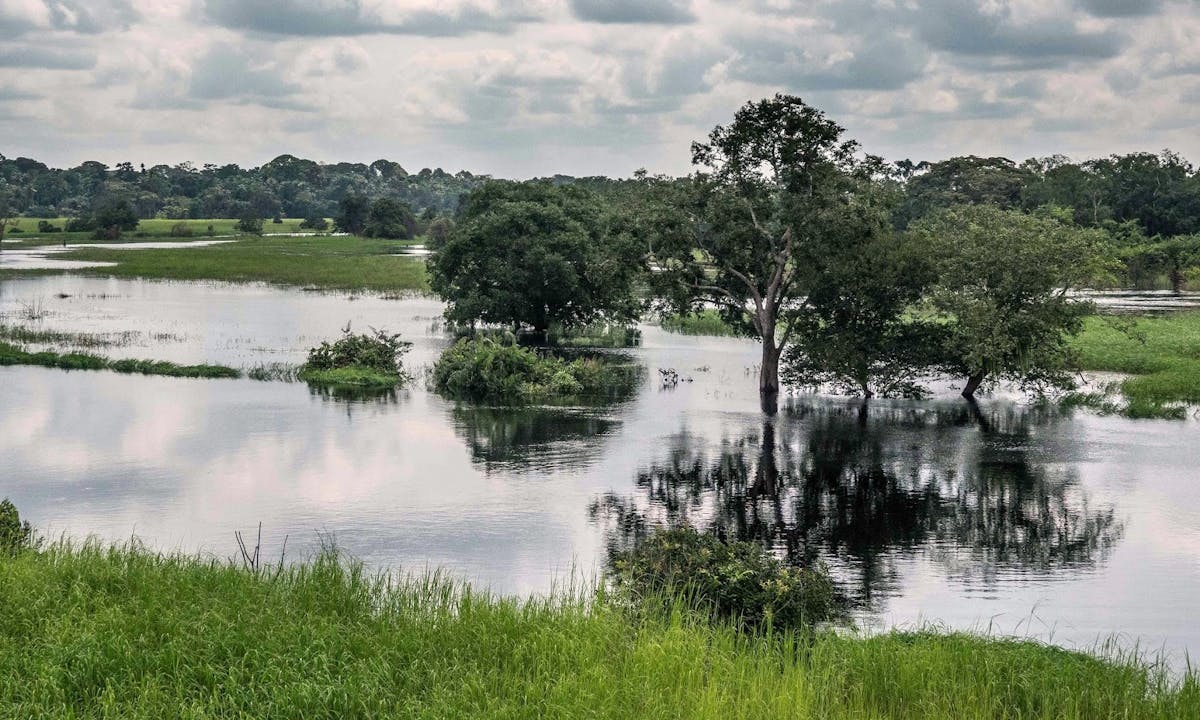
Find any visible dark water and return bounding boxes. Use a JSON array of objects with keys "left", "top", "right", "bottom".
[{"left": 2, "top": 276, "right": 1198, "bottom": 667}]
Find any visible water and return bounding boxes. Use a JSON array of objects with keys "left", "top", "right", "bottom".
[{"left": 2, "top": 275, "right": 1198, "bottom": 667}]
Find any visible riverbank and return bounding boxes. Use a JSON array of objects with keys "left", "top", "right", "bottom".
[
  {"left": 0, "top": 542, "right": 1195, "bottom": 718},
  {"left": 1, "top": 235, "right": 429, "bottom": 293}
]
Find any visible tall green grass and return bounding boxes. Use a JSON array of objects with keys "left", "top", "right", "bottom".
[
  {"left": 0, "top": 542, "right": 1195, "bottom": 718},
  {"left": 1072, "top": 312, "right": 1200, "bottom": 411},
  {"left": 0, "top": 341, "right": 239, "bottom": 379},
  {"left": 7, "top": 236, "right": 429, "bottom": 293},
  {"left": 660, "top": 310, "right": 738, "bottom": 336}
]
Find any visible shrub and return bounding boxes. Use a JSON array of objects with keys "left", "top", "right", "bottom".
[
  {"left": 299, "top": 214, "right": 329, "bottom": 231},
  {"left": 236, "top": 215, "right": 264, "bottom": 235},
  {"left": 300, "top": 327, "right": 411, "bottom": 387},
  {"left": 168, "top": 222, "right": 194, "bottom": 237},
  {"left": 609, "top": 527, "right": 844, "bottom": 633},
  {"left": 431, "top": 338, "right": 637, "bottom": 403},
  {"left": 0, "top": 499, "right": 34, "bottom": 555},
  {"left": 36, "top": 220, "right": 62, "bottom": 233}
]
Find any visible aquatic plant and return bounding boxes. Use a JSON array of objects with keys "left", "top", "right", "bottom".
[{"left": 298, "top": 326, "right": 411, "bottom": 388}]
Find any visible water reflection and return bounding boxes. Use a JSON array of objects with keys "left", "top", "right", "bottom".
[
  {"left": 591, "top": 401, "right": 1124, "bottom": 606},
  {"left": 449, "top": 404, "right": 621, "bottom": 473}
]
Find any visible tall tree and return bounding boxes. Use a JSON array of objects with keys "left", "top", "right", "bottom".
[
  {"left": 335, "top": 194, "right": 371, "bottom": 235},
  {"left": 648, "top": 94, "right": 862, "bottom": 413}
]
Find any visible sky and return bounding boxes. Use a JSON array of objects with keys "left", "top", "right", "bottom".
[{"left": 1, "top": 0, "right": 1198, "bottom": 178}]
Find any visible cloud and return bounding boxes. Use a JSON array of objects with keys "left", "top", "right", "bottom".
[
  {"left": 1076, "top": 0, "right": 1164, "bottom": 18},
  {"left": 569, "top": 0, "right": 694, "bottom": 24},
  {"left": 0, "top": 44, "right": 96, "bottom": 69},
  {"left": 0, "top": 0, "right": 138, "bottom": 35},
  {"left": 200, "top": 0, "right": 543, "bottom": 37}
]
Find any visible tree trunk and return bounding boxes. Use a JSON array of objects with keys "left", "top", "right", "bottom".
[
  {"left": 759, "top": 340, "right": 781, "bottom": 415},
  {"left": 1170, "top": 267, "right": 1184, "bottom": 295},
  {"left": 961, "top": 372, "right": 986, "bottom": 399}
]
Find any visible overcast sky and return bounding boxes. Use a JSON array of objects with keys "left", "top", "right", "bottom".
[{"left": 1, "top": 0, "right": 1198, "bottom": 177}]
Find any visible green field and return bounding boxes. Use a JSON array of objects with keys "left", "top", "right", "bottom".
[
  {"left": 1071, "top": 312, "right": 1200, "bottom": 412},
  {"left": 0, "top": 541, "right": 1194, "bottom": 719},
  {"left": 2, "top": 235, "right": 429, "bottom": 293},
  {"left": 4, "top": 217, "right": 325, "bottom": 245}
]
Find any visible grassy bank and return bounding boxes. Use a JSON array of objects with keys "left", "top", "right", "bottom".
[
  {"left": 1071, "top": 312, "right": 1200, "bottom": 412},
  {"left": 0, "top": 341, "right": 239, "bottom": 379},
  {"left": 0, "top": 542, "right": 1195, "bottom": 718},
  {"left": 7, "top": 217, "right": 323, "bottom": 245},
  {"left": 40, "top": 236, "right": 429, "bottom": 293}
]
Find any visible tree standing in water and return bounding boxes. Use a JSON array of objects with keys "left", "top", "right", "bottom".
[{"left": 649, "top": 94, "right": 866, "bottom": 413}]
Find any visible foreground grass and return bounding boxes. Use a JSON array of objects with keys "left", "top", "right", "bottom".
[
  {"left": 0, "top": 341, "right": 239, "bottom": 379},
  {"left": 1072, "top": 311, "right": 1200, "bottom": 411},
  {"left": 5, "top": 236, "right": 429, "bottom": 293},
  {"left": 0, "top": 543, "right": 1195, "bottom": 719}
]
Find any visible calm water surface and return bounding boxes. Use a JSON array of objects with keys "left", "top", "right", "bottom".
[{"left": 1, "top": 276, "right": 1198, "bottom": 667}]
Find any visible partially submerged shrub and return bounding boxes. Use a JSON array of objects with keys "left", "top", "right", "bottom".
[
  {"left": 609, "top": 527, "right": 844, "bottom": 633},
  {"left": 431, "top": 337, "right": 638, "bottom": 403},
  {"left": 168, "top": 222, "right": 194, "bottom": 237},
  {"left": 0, "top": 499, "right": 34, "bottom": 555},
  {"left": 300, "top": 327, "right": 411, "bottom": 388}
]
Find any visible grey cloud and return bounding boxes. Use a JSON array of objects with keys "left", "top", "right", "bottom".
[
  {"left": 188, "top": 48, "right": 301, "bottom": 102},
  {"left": 0, "top": 85, "right": 40, "bottom": 102},
  {"left": 0, "top": 0, "right": 138, "bottom": 35},
  {"left": 912, "top": 0, "right": 1127, "bottom": 62},
  {"left": 201, "top": 0, "right": 541, "bottom": 37},
  {"left": 727, "top": 30, "right": 927, "bottom": 91},
  {"left": 0, "top": 45, "right": 96, "bottom": 70},
  {"left": 1075, "top": 0, "right": 1164, "bottom": 17},
  {"left": 569, "top": 0, "right": 694, "bottom": 24}
]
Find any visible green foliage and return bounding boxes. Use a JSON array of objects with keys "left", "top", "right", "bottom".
[
  {"left": 363, "top": 198, "right": 417, "bottom": 239},
  {"left": 0, "top": 499, "right": 33, "bottom": 555},
  {"left": 298, "top": 213, "right": 328, "bottom": 231},
  {"left": 609, "top": 527, "right": 843, "bottom": 633},
  {"left": 1, "top": 542, "right": 1195, "bottom": 719},
  {"left": 429, "top": 180, "right": 644, "bottom": 334},
  {"left": 235, "top": 213, "right": 264, "bottom": 235},
  {"left": 1072, "top": 311, "right": 1200, "bottom": 412},
  {"left": 898, "top": 156, "right": 1033, "bottom": 225},
  {"left": 91, "top": 199, "right": 140, "bottom": 233},
  {"left": 911, "top": 204, "right": 1104, "bottom": 395},
  {"left": 431, "top": 338, "right": 636, "bottom": 403},
  {"left": 299, "top": 327, "right": 411, "bottom": 388},
  {"left": 660, "top": 310, "right": 737, "bottom": 336},
  {"left": 0, "top": 341, "right": 239, "bottom": 379},
  {"left": 35, "top": 220, "right": 61, "bottom": 233},
  {"left": 334, "top": 194, "right": 370, "bottom": 235},
  {"left": 167, "top": 222, "right": 193, "bottom": 237}
]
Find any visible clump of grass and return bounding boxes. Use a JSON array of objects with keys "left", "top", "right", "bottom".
[
  {"left": 298, "top": 326, "right": 411, "bottom": 389},
  {"left": 1071, "top": 312, "right": 1200, "bottom": 414},
  {"left": 0, "top": 324, "right": 135, "bottom": 348},
  {"left": 0, "top": 539, "right": 1196, "bottom": 718},
  {"left": 247, "top": 362, "right": 301, "bottom": 382},
  {"left": 431, "top": 337, "right": 640, "bottom": 404},
  {"left": 661, "top": 309, "right": 737, "bottom": 336},
  {"left": 609, "top": 527, "right": 844, "bottom": 633},
  {"left": 0, "top": 341, "right": 239, "bottom": 379}
]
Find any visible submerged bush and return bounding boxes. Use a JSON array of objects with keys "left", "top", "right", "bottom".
[
  {"left": 431, "top": 337, "right": 637, "bottom": 403},
  {"left": 299, "top": 327, "right": 411, "bottom": 388},
  {"left": 0, "top": 499, "right": 34, "bottom": 555},
  {"left": 609, "top": 527, "right": 844, "bottom": 633}
]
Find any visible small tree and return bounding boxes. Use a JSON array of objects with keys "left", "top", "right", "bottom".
[
  {"left": 299, "top": 212, "right": 329, "bottom": 231},
  {"left": 236, "top": 213, "right": 264, "bottom": 235},
  {"left": 912, "top": 204, "right": 1104, "bottom": 398},
  {"left": 0, "top": 188, "right": 12, "bottom": 253},
  {"left": 0, "top": 498, "right": 34, "bottom": 555},
  {"left": 363, "top": 198, "right": 417, "bottom": 239},
  {"left": 429, "top": 181, "right": 642, "bottom": 337}
]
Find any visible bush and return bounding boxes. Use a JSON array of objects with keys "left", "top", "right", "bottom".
[
  {"left": 168, "top": 222, "right": 194, "bottom": 238},
  {"left": 36, "top": 220, "right": 62, "bottom": 233},
  {"left": 0, "top": 498, "right": 34, "bottom": 555},
  {"left": 300, "top": 327, "right": 411, "bottom": 388},
  {"left": 609, "top": 527, "right": 844, "bottom": 633},
  {"left": 431, "top": 337, "right": 637, "bottom": 403},
  {"left": 236, "top": 215, "right": 264, "bottom": 235},
  {"left": 299, "top": 214, "right": 329, "bottom": 231}
]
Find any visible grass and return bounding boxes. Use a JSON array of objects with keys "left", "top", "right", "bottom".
[
  {"left": 0, "top": 324, "right": 136, "bottom": 349},
  {"left": 0, "top": 341, "right": 239, "bottom": 379},
  {"left": 1071, "top": 312, "right": 1200, "bottom": 414},
  {"left": 661, "top": 309, "right": 738, "bottom": 336},
  {"left": 0, "top": 541, "right": 1195, "bottom": 718},
  {"left": 296, "top": 365, "right": 405, "bottom": 388},
  {"left": 7, "top": 217, "right": 325, "bottom": 245},
  {"left": 10, "top": 235, "right": 430, "bottom": 293}
]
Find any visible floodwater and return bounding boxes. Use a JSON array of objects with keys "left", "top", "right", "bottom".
[
  {"left": 1, "top": 275, "right": 1198, "bottom": 668},
  {"left": 0, "top": 240, "right": 234, "bottom": 271}
]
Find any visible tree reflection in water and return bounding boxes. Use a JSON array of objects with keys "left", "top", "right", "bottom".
[
  {"left": 591, "top": 400, "right": 1124, "bottom": 607},
  {"left": 450, "top": 405, "right": 621, "bottom": 473}
]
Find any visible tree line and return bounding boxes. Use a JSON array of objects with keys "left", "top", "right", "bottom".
[{"left": 430, "top": 95, "right": 1190, "bottom": 413}]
